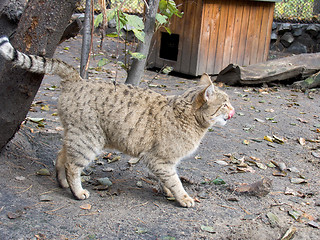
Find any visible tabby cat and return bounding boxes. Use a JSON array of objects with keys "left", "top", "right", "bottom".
[{"left": 0, "top": 36, "right": 234, "bottom": 207}]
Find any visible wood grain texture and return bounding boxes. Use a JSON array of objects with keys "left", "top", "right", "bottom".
[{"left": 148, "top": 0, "right": 275, "bottom": 76}]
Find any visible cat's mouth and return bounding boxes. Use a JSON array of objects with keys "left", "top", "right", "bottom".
[
  {"left": 228, "top": 109, "right": 235, "bottom": 119},
  {"left": 212, "top": 109, "right": 235, "bottom": 126}
]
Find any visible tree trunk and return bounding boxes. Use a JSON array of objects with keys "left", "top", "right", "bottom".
[
  {"left": 0, "top": 0, "right": 79, "bottom": 152},
  {"left": 125, "top": 0, "right": 160, "bottom": 86},
  {"left": 80, "top": 0, "right": 92, "bottom": 79}
]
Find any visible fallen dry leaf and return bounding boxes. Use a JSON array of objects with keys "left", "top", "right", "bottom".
[
  {"left": 298, "top": 137, "right": 306, "bottom": 146},
  {"left": 80, "top": 204, "right": 92, "bottom": 210},
  {"left": 280, "top": 226, "right": 296, "bottom": 240},
  {"left": 235, "top": 178, "right": 272, "bottom": 197}
]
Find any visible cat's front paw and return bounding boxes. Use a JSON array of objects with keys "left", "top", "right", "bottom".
[
  {"left": 177, "top": 194, "right": 195, "bottom": 208},
  {"left": 73, "top": 189, "right": 90, "bottom": 200}
]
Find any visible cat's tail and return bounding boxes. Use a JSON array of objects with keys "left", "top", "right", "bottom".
[{"left": 0, "top": 36, "right": 81, "bottom": 83}]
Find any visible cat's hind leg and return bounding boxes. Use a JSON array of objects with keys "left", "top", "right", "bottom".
[{"left": 56, "top": 144, "right": 69, "bottom": 188}]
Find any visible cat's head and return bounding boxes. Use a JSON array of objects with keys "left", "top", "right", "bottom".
[{"left": 193, "top": 74, "right": 235, "bottom": 128}]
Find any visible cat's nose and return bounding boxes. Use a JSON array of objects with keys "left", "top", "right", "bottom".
[{"left": 228, "top": 109, "right": 235, "bottom": 119}]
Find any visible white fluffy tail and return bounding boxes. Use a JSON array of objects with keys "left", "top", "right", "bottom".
[{"left": 0, "top": 36, "right": 81, "bottom": 82}]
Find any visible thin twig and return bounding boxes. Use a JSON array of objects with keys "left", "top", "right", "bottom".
[
  {"left": 39, "top": 188, "right": 61, "bottom": 195},
  {"left": 44, "top": 204, "right": 68, "bottom": 214},
  {"left": 129, "top": 201, "right": 148, "bottom": 209},
  {"left": 79, "top": 211, "right": 100, "bottom": 216},
  {"left": 216, "top": 204, "right": 237, "bottom": 210},
  {"left": 16, "top": 184, "right": 32, "bottom": 194},
  {"left": 238, "top": 204, "right": 252, "bottom": 215},
  {"left": 142, "top": 0, "right": 149, "bottom": 9},
  {"left": 5, "top": 161, "right": 25, "bottom": 170}
]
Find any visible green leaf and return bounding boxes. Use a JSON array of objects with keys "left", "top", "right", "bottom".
[
  {"left": 132, "top": 29, "right": 145, "bottom": 42},
  {"left": 165, "top": 27, "right": 172, "bottom": 34},
  {"left": 124, "top": 13, "right": 144, "bottom": 30},
  {"left": 106, "top": 33, "right": 120, "bottom": 38},
  {"left": 36, "top": 168, "right": 51, "bottom": 176},
  {"left": 211, "top": 177, "right": 226, "bottom": 185},
  {"left": 201, "top": 225, "right": 216, "bottom": 233},
  {"left": 159, "top": 0, "right": 183, "bottom": 18},
  {"left": 135, "top": 227, "right": 147, "bottom": 234},
  {"left": 94, "top": 13, "right": 103, "bottom": 28},
  {"left": 266, "top": 212, "right": 279, "bottom": 227},
  {"left": 288, "top": 210, "right": 301, "bottom": 221},
  {"left": 98, "top": 58, "right": 110, "bottom": 67},
  {"left": 129, "top": 51, "right": 146, "bottom": 60},
  {"left": 162, "top": 66, "right": 173, "bottom": 74},
  {"left": 156, "top": 13, "right": 168, "bottom": 25}
]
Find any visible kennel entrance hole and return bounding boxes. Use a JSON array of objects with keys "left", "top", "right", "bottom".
[{"left": 159, "top": 32, "right": 179, "bottom": 61}]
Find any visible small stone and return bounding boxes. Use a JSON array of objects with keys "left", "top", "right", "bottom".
[
  {"left": 40, "top": 195, "right": 54, "bottom": 202},
  {"left": 280, "top": 32, "right": 295, "bottom": 47},
  {"left": 97, "top": 177, "right": 113, "bottom": 186},
  {"left": 15, "top": 176, "right": 26, "bottom": 181},
  {"left": 293, "top": 27, "right": 303, "bottom": 37},
  {"left": 306, "top": 24, "right": 320, "bottom": 37},
  {"left": 102, "top": 167, "right": 114, "bottom": 172},
  {"left": 271, "top": 31, "right": 278, "bottom": 40},
  {"left": 287, "top": 41, "right": 307, "bottom": 54},
  {"left": 108, "top": 19, "right": 116, "bottom": 28},
  {"left": 136, "top": 181, "right": 143, "bottom": 188},
  {"left": 278, "top": 23, "right": 292, "bottom": 34},
  {"left": 272, "top": 22, "right": 278, "bottom": 30}
]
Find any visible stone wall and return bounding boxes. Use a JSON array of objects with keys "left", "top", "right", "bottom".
[{"left": 270, "top": 22, "right": 320, "bottom": 54}]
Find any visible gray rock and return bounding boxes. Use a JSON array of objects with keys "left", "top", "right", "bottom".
[
  {"left": 296, "top": 33, "right": 314, "bottom": 51},
  {"left": 108, "top": 18, "right": 116, "bottom": 28},
  {"left": 287, "top": 41, "right": 307, "bottom": 54},
  {"left": 293, "top": 27, "right": 303, "bottom": 37},
  {"left": 280, "top": 32, "right": 294, "bottom": 47},
  {"left": 271, "top": 31, "right": 278, "bottom": 40},
  {"left": 272, "top": 22, "right": 278, "bottom": 30},
  {"left": 306, "top": 24, "right": 320, "bottom": 37},
  {"left": 278, "top": 23, "right": 292, "bottom": 34}
]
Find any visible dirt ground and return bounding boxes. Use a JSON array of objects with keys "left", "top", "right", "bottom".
[{"left": 0, "top": 35, "right": 320, "bottom": 240}]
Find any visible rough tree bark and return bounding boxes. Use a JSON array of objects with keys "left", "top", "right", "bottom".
[
  {"left": 80, "top": 0, "right": 92, "bottom": 79},
  {"left": 125, "top": 0, "right": 160, "bottom": 86},
  {"left": 0, "top": 0, "right": 80, "bottom": 152}
]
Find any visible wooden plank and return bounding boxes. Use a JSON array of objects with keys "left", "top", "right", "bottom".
[
  {"left": 173, "top": 0, "right": 187, "bottom": 72},
  {"left": 255, "top": 2, "right": 268, "bottom": 63},
  {"left": 214, "top": 0, "right": 230, "bottom": 73},
  {"left": 188, "top": 0, "right": 203, "bottom": 75},
  {"left": 263, "top": 3, "right": 275, "bottom": 61},
  {"left": 222, "top": 0, "right": 237, "bottom": 71},
  {"left": 197, "top": 0, "right": 214, "bottom": 75},
  {"left": 237, "top": 1, "right": 250, "bottom": 65},
  {"left": 180, "top": 0, "right": 198, "bottom": 74},
  {"left": 230, "top": 1, "right": 244, "bottom": 65},
  {"left": 243, "top": 2, "right": 258, "bottom": 66},
  {"left": 202, "top": 0, "right": 222, "bottom": 74},
  {"left": 249, "top": 1, "right": 264, "bottom": 65}
]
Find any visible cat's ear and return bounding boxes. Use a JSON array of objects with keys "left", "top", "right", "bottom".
[
  {"left": 203, "top": 84, "right": 215, "bottom": 101},
  {"left": 199, "top": 73, "right": 213, "bottom": 86},
  {"left": 193, "top": 84, "right": 215, "bottom": 109}
]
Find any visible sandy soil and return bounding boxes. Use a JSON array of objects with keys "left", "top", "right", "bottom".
[{"left": 0, "top": 35, "right": 319, "bottom": 240}]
